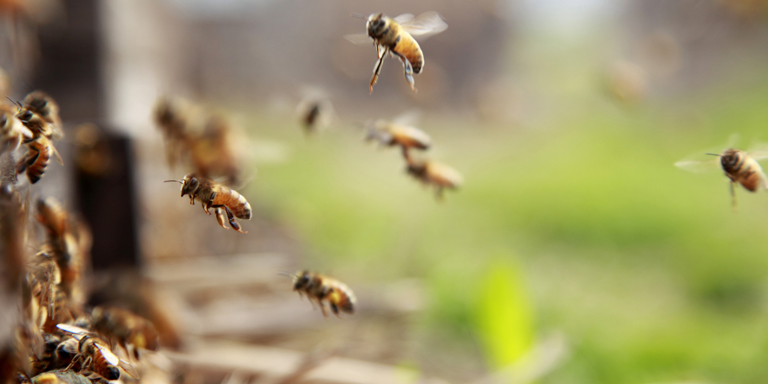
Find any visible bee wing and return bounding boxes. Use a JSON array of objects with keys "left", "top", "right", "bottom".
[
  {"left": 49, "top": 141, "right": 63, "bottom": 165},
  {"left": 119, "top": 358, "right": 141, "bottom": 379},
  {"left": 674, "top": 158, "right": 720, "bottom": 174},
  {"left": 398, "top": 11, "right": 448, "bottom": 39},
  {"left": 344, "top": 33, "right": 372, "bottom": 45},
  {"left": 94, "top": 343, "right": 120, "bottom": 366},
  {"left": 56, "top": 323, "right": 88, "bottom": 340}
]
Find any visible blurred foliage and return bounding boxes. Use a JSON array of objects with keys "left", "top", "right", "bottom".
[
  {"left": 475, "top": 260, "right": 534, "bottom": 369},
  {"left": 239, "top": 65, "right": 768, "bottom": 383}
]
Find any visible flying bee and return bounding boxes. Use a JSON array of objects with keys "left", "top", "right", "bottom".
[
  {"left": 91, "top": 307, "right": 159, "bottom": 360},
  {"left": 55, "top": 324, "right": 139, "bottom": 381},
  {"left": 364, "top": 113, "right": 430, "bottom": 162},
  {"left": 676, "top": 146, "right": 768, "bottom": 209},
  {"left": 0, "top": 104, "right": 32, "bottom": 152},
  {"left": 346, "top": 12, "right": 447, "bottom": 93},
  {"left": 165, "top": 173, "right": 252, "bottom": 234},
  {"left": 296, "top": 89, "right": 335, "bottom": 135},
  {"left": 406, "top": 159, "right": 463, "bottom": 200},
  {"left": 17, "top": 135, "right": 63, "bottom": 184},
  {"left": 288, "top": 271, "right": 356, "bottom": 317}
]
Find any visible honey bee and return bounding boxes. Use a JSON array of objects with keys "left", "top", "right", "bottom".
[
  {"left": 0, "top": 104, "right": 32, "bottom": 152},
  {"left": 16, "top": 135, "right": 63, "bottom": 184},
  {"left": 23, "top": 369, "right": 92, "bottom": 384},
  {"left": 676, "top": 145, "right": 768, "bottom": 209},
  {"left": 406, "top": 159, "right": 463, "bottom": 200},
  {"left": 364, "top": 114, "right": 431, "bottom": 162},
  {"left": 289, "top": 271, "right": 356, "bottom": 317},
  {"left": 21, "top": 91, "right": 62, "bottom": 136},
  {"left": 165, "top": 173, "right": 252, "bottom": 234},
  {"left": 36, "top": 197, "right": 85, "bottom": 306},
  {"left": 346, "top": 12, "right": 447, "bottom": 93},
  {"left": 91, "top": 307, "right": 159, "bottom": 360},
  {"left": 55, "top": 324, "right": 138, "bottom": 381},
  {"left": 296, "top": 90, "right": 335, "bottom": 135}
]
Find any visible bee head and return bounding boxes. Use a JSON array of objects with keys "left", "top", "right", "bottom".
[
  {"left": 719, "top": 148, "right": 742, "bottom": 168},
  {"left": 181, "top": 174, "right": 199, "bottom": 197},
  {"left": 366, "top": 13, "right": 387, "bottom": 38},
  {"left": 293, "top": 271, "right": 312, "bottom": 290},
  {"left": 406, "top": 161, "right": 427, "bottom": 177}
]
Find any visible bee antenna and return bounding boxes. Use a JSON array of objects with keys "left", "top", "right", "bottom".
[
  {"left": 705, "top": 153, "right": 722, "bottom": 157},
  {"left": 350, "top": 12, "right": 365, "bottom": 19},
  {"left": 163, "top": 179, "right": 183, "bottom": 184},
  {"left": 5, "top": 96, "right": 21, "bottom": 109},
  {"left": 277, "top": 272, "right": 294, "bottom": 278}
]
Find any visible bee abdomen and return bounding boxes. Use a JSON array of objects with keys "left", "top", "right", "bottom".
[
  {"left": 25, "top": 142, "right": 50, "bottom": 184},
  {"left": 230, "top": 192, "right": 252, "bottom": 220}
]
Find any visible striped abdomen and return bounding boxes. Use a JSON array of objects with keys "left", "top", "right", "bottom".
[
  {"left": 212, "top": 186, "right": 252, "bottom": 219},
  {"left": 392, "top": 33, "right": 424, "bottom": 74},
  {"left": 721, "top": 149, "right": 766, "bottom": 192},
  {"left": 22, "top": 137, "right": 53, "bottom": 184}
]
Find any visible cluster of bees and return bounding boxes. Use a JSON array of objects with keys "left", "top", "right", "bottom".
[
  {"left": 153, "top": 97, "right": 357, "bottom": 317},
  {"left": 0, "top": 91, "right": 162, "bottom": 383}
]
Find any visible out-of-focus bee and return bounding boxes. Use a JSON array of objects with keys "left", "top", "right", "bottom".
[
  {"left": 55, "top": 324, "right": 138, "bottom": 381},
  {"left": 22, "top": 369, "right": 92, "bottom": 384},
  {"left": 73, "top": 123, "right": 112, "bottom": 177},
  {"left": 289, "top": 271, "right": 356, "bottom": 317},
  {"left": 296, "top": 90, "right": 335, "bottom": 135},
  {"left": 676, "top": 146, "right": 768, "bottom": 209},
  {"left": 346, "top": 12, "right": 447, "bottom": 93},
  {"left": 0, "top": 104, "right": 32, "bottom": 152},
  {"left": 188, "top": 114, "right": 241, "bottom": 185},
  {"left": 365, "top": 116, "right": 431, "bottom": 162},
  {"left": 36, "top": 197, "right": 85, "bottom": 306},
  {"left": 16, "top": 135, "right": 63, "bottom": 184},
  {"left": 165, "top": 173, "right": 252, "bottom": 234},
  {"left": 25, "top": 252, "right": 61, "bottom": 328},
  {"left": 91, "top": 307, "right": 159, "bottom": 360},
  {"left": 153, "top": 95, "right": 198, "bottom": 170},
  {"left": 406, "top": 159, "right": 463, "bottom": 200}
]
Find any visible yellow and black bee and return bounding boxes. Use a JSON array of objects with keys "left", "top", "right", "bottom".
[
  {"left": 289, "top": 271, "right": 356, "bottom": 317},
  {"left": 346, "top": 12, "right": 447, "bottom": 93},
  {"left": 165, "top": 173, "right": 252, "bottom": 234},
  {"left": 406, "top": 159, "right": 463, "bottom": 200}
]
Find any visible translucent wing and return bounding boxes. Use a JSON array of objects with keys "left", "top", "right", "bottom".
[
  {"left": 50, "top": 142, "right": 64, "bottom": 165},
  {"left": 95, "top": 343, "right": 120, "bottom": 366},
  {"left": 747, "top": 142, "right": 768, "bottom": 161},
  {"left": 56, "top": 323, "right": 89, "bottom": 339},
  {"left": 674, "top": 157, "right": 720, "bottom": 174},
  {"left": 398, "top": 11, "right": 447, "bottom": 39},
  {"left": 119, "top": 358, "right": 141, "bottom": 379},
  {"left": 344, "top": 33, "right": 371, "bottom": 45}
]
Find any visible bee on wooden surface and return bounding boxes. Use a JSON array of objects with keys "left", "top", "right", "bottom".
[
  {"left": 0, "top": 104, "right": 32, "bottom": 152},
  {"left": 346, "top": 12, "right": 447, "bottom": 93},
  {"left": 289, "top": 271, "right": 356, "bottom": 317},
  {"left": 364, "top": 113, "right": 431, "bottom": 162},
  {"left": 55, "top": 324, "right": 138, "bottom": 381},
  {"left": 676, "top": 147, "right": 768, "bottom": 209},
  {"left": 91, "top": 307, "right": 159, "bottom": 360},
  {"left": 164, "top": 173, "right": 252, "bottom": 234},
  {"left": 16, "top": 135, "right": 63, "bottom": 184},
  {"left": 406, "top": 159, "right": 463, "bottom": 200}
]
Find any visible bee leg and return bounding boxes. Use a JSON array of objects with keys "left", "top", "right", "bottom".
[
  {"left": 730, "top": 181, "right": 738, "bottom": 212},
  {"left": 224, "top": 206, "right": 247, "bottom": 234},
  {"left": 370, "top": 47, "right": 388, "bottom": 94},
  {"left": 435, "top": 187, "right": 444, "bottom": 202},
  {"left": 400, "top": 56, "right": 417, "bottom": 93},
  {"left": 401, "top": 147, "right": 412, "bottom": 164},
  {"left": 189, "top": 195, "right": 195, "bottom": 205},
  {"left": 214, "top": 208, "right": 229, "bottom": 229},
  {"left": 330, "top": 303, "right": 340, "bottom": 317},
  {"left": 320, "top": 302, "right": 329, "bottom": 317}
]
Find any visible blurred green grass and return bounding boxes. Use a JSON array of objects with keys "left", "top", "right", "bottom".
[{"left": 239, "top": 77, "right": 768, "bottom": 383}]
